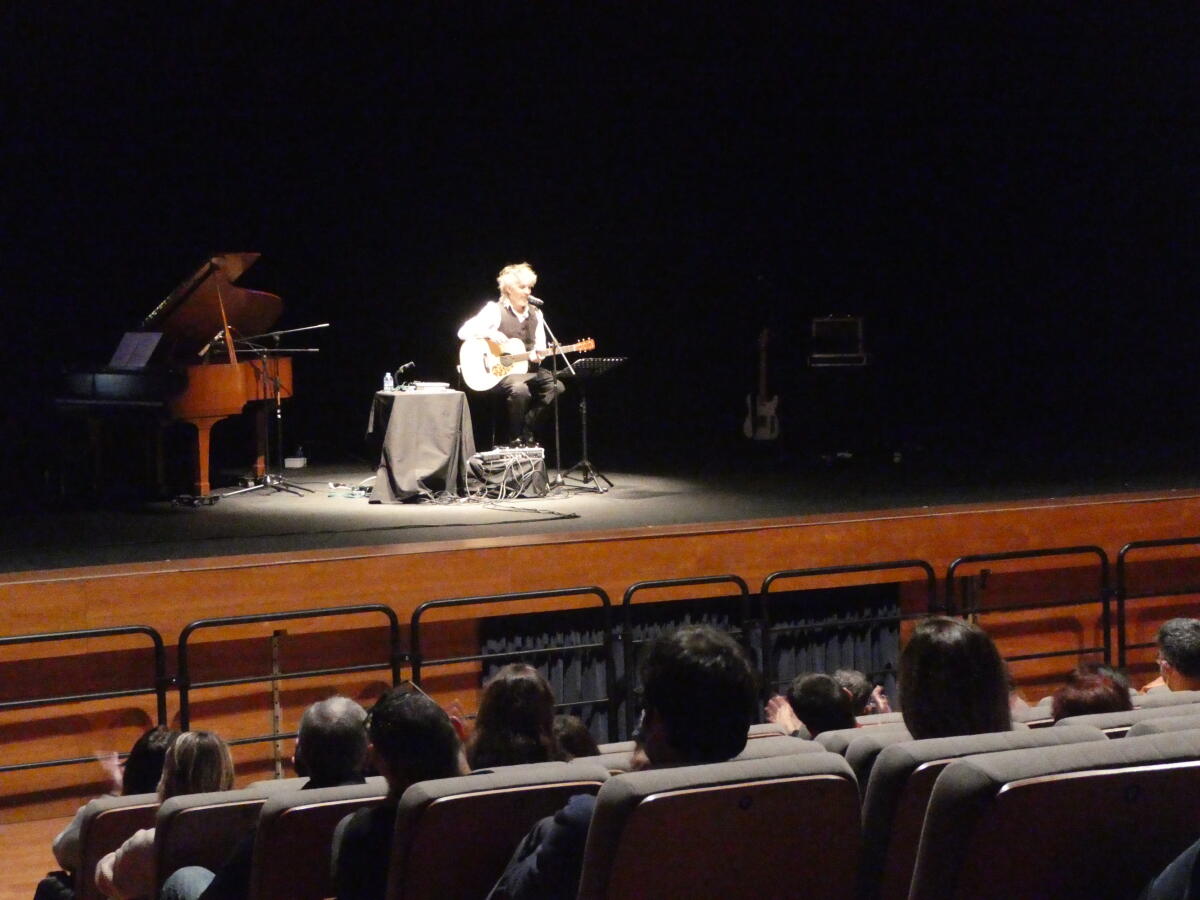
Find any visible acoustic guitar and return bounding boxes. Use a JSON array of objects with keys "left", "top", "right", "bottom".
[
  {"left": 743, "top": 328, "right": 780, "bottom": 440},
  {"left": 459, "top": 337, "right": 596, "bottom": 392}
]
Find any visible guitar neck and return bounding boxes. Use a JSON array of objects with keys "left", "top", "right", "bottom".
[{"left": 506, "top": 341, "right": 589, "bottom": 362}]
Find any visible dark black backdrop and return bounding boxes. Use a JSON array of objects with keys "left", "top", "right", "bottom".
[{"left": 5, "top": 5, "right": 1199, "bottom": 497}]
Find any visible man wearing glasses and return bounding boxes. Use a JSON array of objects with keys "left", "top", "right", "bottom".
[{"left": 1148, "top": 617, "right": 1200, "bottom": 693}]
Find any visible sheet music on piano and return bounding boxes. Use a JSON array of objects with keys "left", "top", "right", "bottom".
[{"left": 108, "top": 332, "right": 163, "bottom": 369}]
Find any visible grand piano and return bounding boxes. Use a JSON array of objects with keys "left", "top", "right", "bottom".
[{"left": 58, "top": 253, "right": 293, "bottom": 496}]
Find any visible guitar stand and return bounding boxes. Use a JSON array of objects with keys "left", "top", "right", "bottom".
[
  {"left": 559, "top": 357, "right": 625, "bottom": 493},
  {"left": 222, "top": 471, "right": 313, "bottom": 497}
]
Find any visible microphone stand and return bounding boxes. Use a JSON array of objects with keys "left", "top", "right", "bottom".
[
  {"left": 541, "top": 315, "right": 575, "bottom": 485},
  {"left": 217, "top": 333, "right": 320, "bottom": 499}
]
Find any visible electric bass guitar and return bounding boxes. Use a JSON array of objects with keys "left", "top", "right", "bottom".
[
  {"left": 743, "top": 327, "right": 780, "bottom": 440},
  {"left": 459, "top": 337, "right": 596, "bottom": 391}
]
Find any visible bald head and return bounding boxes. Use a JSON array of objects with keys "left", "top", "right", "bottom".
[{"left": 296, "top": 696, "right": 368, "bottom": 787}]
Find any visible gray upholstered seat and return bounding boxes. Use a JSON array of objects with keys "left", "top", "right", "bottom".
[
  {"left": 73, "top": 791, "right": 159, "bottom": 900},
  {"left": 748, "top": 721, "right": 788, "bottom": 737},
  {"left": 248, "top": 778, "right": 388, "bottom": 900},
  {"left": 909, "top": 730, "right": 1200, "bottom": 900},
  {"left": 843, "top": 727, "right": 924, "bottom": 791},
  {"left": 382, "top": 760, "right": 610, "bottom": 900},
  {"left": 1134, "top": 688, "right": 1200, "bottom": 708},
  {"left": 154, "top": 787, "right": 269, "bottom": 893},
  {"left": 817, "top": 721, "right": 911, "bottom": 756},
  {"left": 591, "top": 733, "right": 822, "bottom": 773},
  {"left": 857, "top": 724, "right": 1107, "bottom": 900},
  {"left": 577, "top": 751, "right": 860, "bottom": 900},
  {"left": 1126, "top": 713, "right": 1200, "bottom": 737},
  {"left": 856, "top": 711, "right": 906, "bottom": 726},
  {"left": 1055, "top": 701, "right": 1200, "bottom": 736}
]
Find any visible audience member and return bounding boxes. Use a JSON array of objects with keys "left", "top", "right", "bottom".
[
  {"left": 467, "top": 663, "right": 565, "bottom": 769},
  {"left": 489, "top": 624, "right": 758, "bottom": 900},
  {"left": 552, "top": 714, "right": 600, "bottom": 759},
  {"left": 765, "top": 673, "right": 856, "bottom": 737},
  {"left": 1143, "top": 618, "right": 1200, "bottom": 692},
  {"left": 333, "top": 688, "right": 469, "bottom": 900},
  {"left": 833, "top": 669, "right": 891, "bottom": 715},
  {"left": 1050, "top": 672, "right": 1133, "bottom": 721},
  {"left": 95, "top": 731, "right": 234, "bottom": 899},
  {"left": 35, "top": 726, "right": 178, "bottom": 900},
  {"left": 1076, "top": 659, "right": 1133, "bottom": 694},
  {"left": 1141, "top": 834, "right": 1200, "bottom": 899},
  {"left": 898, "top": 616, "right": 1012, "bottom": 740},
  {"left": 160, "top": 696, "right": 369, "bottom": 900}
]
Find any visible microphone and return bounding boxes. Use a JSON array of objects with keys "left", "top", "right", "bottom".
[
  {"left": 528, "top": 295, "right": 545, "bottom": 308},
  {"left": 394, "top": 361, "right": 415, "bottom": 380}
]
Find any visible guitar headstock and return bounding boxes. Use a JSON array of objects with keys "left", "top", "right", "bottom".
[{"left": 577, "top": 338, "right": 596, "bottom": 352}]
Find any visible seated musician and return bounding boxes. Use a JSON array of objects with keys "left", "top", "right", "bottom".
[{"left": 457, "top": 262, "right": 564, "bottom": 448}]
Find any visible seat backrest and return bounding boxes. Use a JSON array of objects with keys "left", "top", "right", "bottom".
[
  {"left": 816, "top": 722, "right": 911, "bottom": 755},
  {"left": 843, "top": 727, "right": 922, "bottom": 790},
  {"left": 856, "top": 711, "right": 906, "bottom": 726},
  {"left": 155, "top": 787, "right": 268, "bottom": 891},
  {"left": 1011, "top": 704, "right": 1054, "bottom": 726},
  {"left": 75, "top": 792, "right": 159, "bottom": 900},
  {"left": 245, "top": 775, "right": 310, "bottom": 795},
  {"left": 591, "top": 733, "right": 822, "bottom": 772},
  {"left": 1126, "top": 715, "right": 1200, "bottom": 737},
  {"left": 909, "top": 730, "right": 1200, "bottom": 900},
  {"left": 1134, "top": 689, "right": 1200, "bottom": 708},
  {"left": 1055, "top": 701, "right": 1200, "bottom": 736},
  {"left": 387, "top": 760, "right": 611, "bottom": 900},
  {"left": 577, "top": 751, "right": 860, "bottom": 900},
  {"left": 748, "top": 721, "right": 787, "bottom": 738},
  {"left": 859, "top": 724, "right": 1106, "bottom": 900},
  {"left": 249, "top": 779, "right": 388, "bottom": 900}
]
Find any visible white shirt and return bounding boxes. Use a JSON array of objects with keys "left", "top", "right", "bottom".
[{"left": 457, "top": 298, "right": 548, "bottom": 354}]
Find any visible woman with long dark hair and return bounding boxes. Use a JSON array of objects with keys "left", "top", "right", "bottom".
[
  {"left": 899, "top": 616, "right": 1013, "bottom": 739},
  {"left": 466, "top": 663, "right": 564, "bottom": 769}
]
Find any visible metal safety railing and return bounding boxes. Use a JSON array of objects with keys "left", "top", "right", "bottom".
[
  {"left": 0, "top": 625, "right": 168, "bottom": 773},
  {"left": 177, "top": 605, "right": 404, "bottom": 744},
  {"left": 409, "top": 586, "right": 618, "bottom": 740},
  {"left": 759, "top": 560, "right": 936, "bottom": 694},
  {"left": 946, "top": 546, "right": 1111, "bottom": 665},
  {"left": 1116, "top": 536, "right": 1200, "bottom": 668}
]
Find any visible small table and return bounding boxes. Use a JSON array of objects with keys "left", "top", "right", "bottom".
[{"left": 368, "top": 390, "right": 476, "bottom": 502}]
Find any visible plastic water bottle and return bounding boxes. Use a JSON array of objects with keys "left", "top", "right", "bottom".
[{"left": 383, "top": 372, "right": 394, "bottom": 391}]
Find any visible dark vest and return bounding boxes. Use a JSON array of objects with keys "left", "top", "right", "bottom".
[{"left": 497, "top": 302, "right": 539, "bottom": 351}]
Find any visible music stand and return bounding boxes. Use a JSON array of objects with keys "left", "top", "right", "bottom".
[{"left": 559, "top": 357, "right": 626, "bottom": 493}]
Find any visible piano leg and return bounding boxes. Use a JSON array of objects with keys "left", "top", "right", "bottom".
[
  {"left": 253, "top": 404, "right": 269, "bottom": 479},
  {"left": 189, "top": 416, "right": 226, "bottom": 496}
]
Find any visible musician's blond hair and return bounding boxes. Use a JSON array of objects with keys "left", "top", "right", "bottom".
[{"left": 497, "top": 262, "right": 537, "bottom": 292}]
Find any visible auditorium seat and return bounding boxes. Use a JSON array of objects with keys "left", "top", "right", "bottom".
[
  {"left": 381, "top": 760, "right": 611, "bottom": 899},
  {"left": 842, "top": 727, "right": 921, "bottom": 789},
  {"left": 245, "top": 775, "right": 310, "bottom": 794},
  {"left": 594, "top": 740, "right": 635, "bottom": 754},
  {"left": 248, "top": 778, "right": 388, "bottom": 900},
  {"left": 1011, "top": 704, "right": 1055, "bottom": 726},
  {"left": 908, "top": 730, "right": 1200, "bottom": 900},
  {"left": 576, "top": 752, "right": 861, "bottom": 900},
  {"left": 1126, "top": 713, "right": 1200, "bottom": 737},
  {"left": 817, "top": 722, "right": 911, "bottom": 756},
  {"left": 73, "top": 792, "right": 158, "bottom": 900},
  {"left": 749, "top": 721, "right": 788, "bottom": 737},
  {"left": 1134, "top": 688, "right": 1200, "bottom": 708},
  {"left": 856, "top": 711, "right": 906, "bottom": 726},
  {"left": 1055, "top": 701, "right": 1200, "bottom": 737},
  {"left": 154, "top": 787, "right": 270, "bottom": 892},
  {"left": 591, "top": 733, "right": 823, "bottom": 773},
  {"left": 857, "top": 725, "right": 1107, "bottom": 900}
]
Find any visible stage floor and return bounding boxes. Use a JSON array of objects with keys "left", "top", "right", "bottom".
[{"left": 5, "top": 444, "right": 1200, "bottom": 575}]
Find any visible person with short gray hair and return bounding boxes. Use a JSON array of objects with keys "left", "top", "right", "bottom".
[{"left": 1155, "top": 618, "right": 1200, "bottom": 691}]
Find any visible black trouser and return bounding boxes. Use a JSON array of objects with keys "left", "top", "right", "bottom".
[{"left": 494, "top": 368, "right": 564, "bottom": 441}]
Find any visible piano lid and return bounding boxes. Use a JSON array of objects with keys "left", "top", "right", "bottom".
[{"left": 140, "top": 252, "right": 283, "bottom": 359}]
